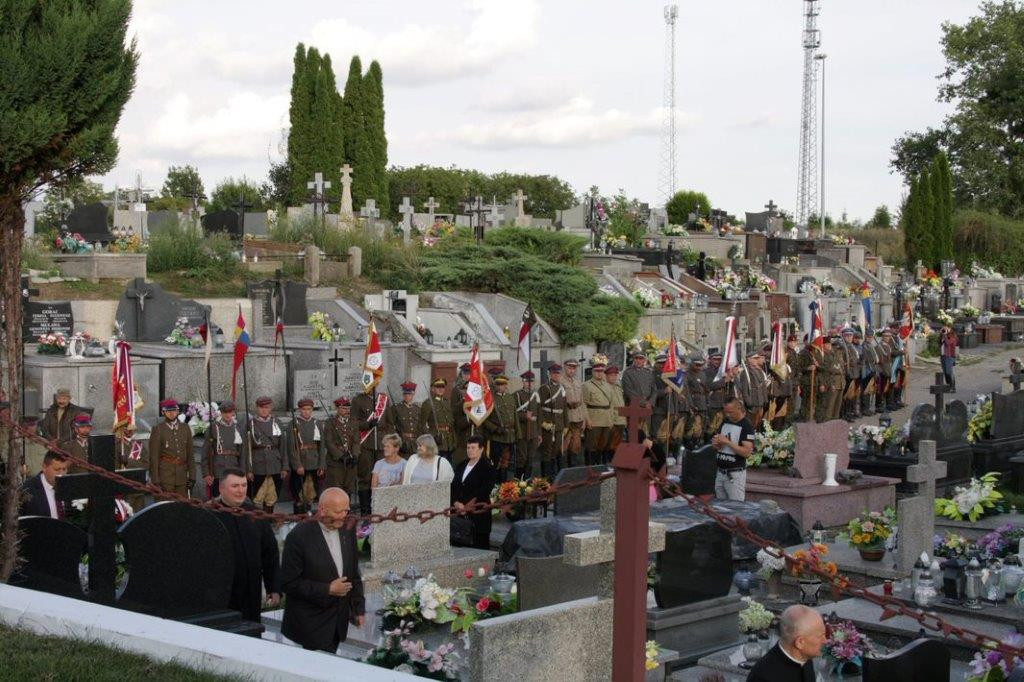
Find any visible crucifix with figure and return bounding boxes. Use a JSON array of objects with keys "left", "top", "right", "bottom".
[
  {"left": 125, "top": 278, "right": 155, "bottom": 340},
  {"left": 55, "top": 434, "right": 148, "bottom": 604},
  {"left": 306, "top": 172, "right": 331, "bottom": 219}
]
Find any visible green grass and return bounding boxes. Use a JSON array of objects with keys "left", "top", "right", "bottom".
[{"left": 0, "top": 624, "right": 243, "bottom": 681}]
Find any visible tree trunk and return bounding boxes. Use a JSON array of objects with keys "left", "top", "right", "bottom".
[{"left": 0, "top": 197, "right": 25, "bottom": 582}]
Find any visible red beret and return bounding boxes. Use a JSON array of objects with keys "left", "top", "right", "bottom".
[
  {"left": 400, "top": 382, "right": 417, "bottom": 392},
  {"left": 548, "top": 363, "right": 562, "bottom": 373},
  {"left": 159, "top": 399, "right": 178, "bottom": 411},
  {"left": 297, "top": 398, "right": 314, "bottom": 408},
  {"left": 520, "top": 371, "right": 535, "bottom": 380},
  {"left": 255, "top": 396, "right": 272, "bottom": 407},
  {"left": 334, "top": 397, "right": 351, "bottom": 407},
  {"left": 605, "top": 365, "right": 620, "bottom": 375},
  {"left": 73, "top": 414, "right": 93, "bottom": 426}
]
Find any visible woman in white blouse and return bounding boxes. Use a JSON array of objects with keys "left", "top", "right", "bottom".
[{"left": 402, "top": 434, "right": 454, "bottom": 485}]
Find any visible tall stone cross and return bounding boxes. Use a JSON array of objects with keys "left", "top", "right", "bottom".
[
  {"left": 397, "top": 196, "right": 414, "bottom": 244},
  {"left": 930, "top": 371, "right": 954, "bottom": 425},
  {"left": 513, "top": 189, "right": 529, "bottom": 226},
  {"left": 564, "top": 398, "right": 664, "bottom": 681},
  {"left": 896, "top": 439, "right": 947, "bottom": 572},
  {"left": 328, "top": 347, "right": 345, "bottom": 387},
  {"left": 54, "top": 434, "right": 147, "bottom": 604},
  {"left": 424, "top": 196, "right": 439, "bottom": 226},
  {"left": 306, "top": 172, "right": 331, "bottom": 218},
  {"left": 532, "top": 350, "right": 551, "bottom": 385},
  {"left": 232, "top": 194, "right": 253, "bottom": 235},
  {"left": 764, "top": 199, "right": 778, "bottom": 216},
  {"left": 339, "top": 164, "right": 354, "bottom": 218}
]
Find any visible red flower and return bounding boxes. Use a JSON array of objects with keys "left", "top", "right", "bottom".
[
  {"left": 464, "top": 569, "right": 474, "bottom": 580},
  {"left": 475, "top": 597, "right": 492, "bottom": 614}
]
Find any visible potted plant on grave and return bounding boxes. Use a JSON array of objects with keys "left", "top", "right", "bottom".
[
  {"left": 935, "top": 473, "right": 1005, "bottom": 522},
  {"left": 845, "top": 510, "right": 894, "bottom": 561},
  {"left": 823, "top": 619, "right": 874, "bottom": 677},
  {"left": 36, "top": 332, "right": 68, "bottom": 355},
  {"left": 968, "top": 398, "right": 994, "bottom": 443},
  {"left": 364, "top": 621, "right": 461, "bottom": 680}
]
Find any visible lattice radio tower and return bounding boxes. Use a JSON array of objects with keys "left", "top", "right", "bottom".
[
  {"left": 795, "top": 0, "right": 821, "bottom": 228},
  {"left": 659, "top": 4, "right": 679, "bottom": 205}
]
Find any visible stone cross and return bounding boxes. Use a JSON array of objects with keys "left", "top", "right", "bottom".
[
  {"left": 306, "top": 172, "right": 331, "bottom": 218},
  {"left": 339, "top": 164, "right": 354, "bottom": 218},
  {"left": 764, "top": 199, "right": 778, "bottom": 216},
  {"left": 424, "top": 196, "right": 439, "bottom": 226},
  {"left": 513, "top": 189, "right": 529, "bottom": 227},
  {"left": 359, "top": 199, "right": 379, "bottom": 219},
  {"left": 533, "top": 349, "right": 551, "bottom": 385},
  {"left": 485, "top": 195, "right": 502, "bottom": 226},
  {"left": 930, "top": 371, "right": 954, "bottom": 424},
  {"left": 232, "top": 194, "right": 253, "bottom": 234},
  {"left": 896, "top": 439, "right": 947, "bottom": 572},
  {"left": 328, "top": 347, "right": 345, "bottom": 387},
  {"left": 55, "top": 434, "right": 148, "bottom": 604},
  {"left": 397, "top": 196, "right": 414, "bottom": 244}
]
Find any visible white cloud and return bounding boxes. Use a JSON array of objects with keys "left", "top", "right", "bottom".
[
  {"left": 442, "top": 97, "right": 695, "bottom": 149},
  {"left": 309, "top": 0, "right": 539, "bottom": 86}
]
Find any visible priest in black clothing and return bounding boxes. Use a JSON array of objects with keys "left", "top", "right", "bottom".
[
  {"left": 212, "top": 467, "right": 280, "bottom": 627},
  {"left": 747, "top": 604, "right": 825, "bottom": 682}
]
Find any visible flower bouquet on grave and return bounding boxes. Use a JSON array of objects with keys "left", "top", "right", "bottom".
[
  {"left": 364, "top": 621, "right": 461, "bottom": 680},
  {"left": 756, "top": 548, "right": 787, "bottom": 598},
  {"left": 934, "top": 531, "right": 974, "bottom": 560},
  {"left": 708, "top": 270, "right": 744, "bottom": 299},
  {"left": 164, "top": 317, "right": 200, "bottom": 347},
  {"left": 748, "top": 424, "right": 795, "bottom": 469},
  {"left": 55, "top": 231, "right": 94, "bottom": 254},
  {"left": 490, "top": 477, "right": 552, "bottom": 519},
  {"left": 309, "top": 311, "right": 344, "bottom": 342},
  {"left": 958, "top": 304, "right": 982, "bottom": 320},
  {"left": 632, "top": 286, "right": 661, "bottom": 309},
  {"left": 968, "top": 398, "right": 994, "bottom": 443},
  {"left": 36, "top": 332, "right": 68, "bottom": 355},
  {"left": 970, "top": 262, "right": 1004, "bottom": 280},
  {"left": 110, "top": 232, "right": 142, "bottom": 254},
  {"left": 823, "top": 619, "right": 874, "bottom": 677},
  {"left": 184, "top": 401, "right": 220, "bottom": 436},
  {"left": 843, "top": 509, "right": 894, "bottom": 561},
  {"left": 935, "top": 473, "right": 1005, "bottom": 522},
  {"left": 645, "top": 640, "right": 662, "bottom": 671},
  {"left": 936, "top": 309, "right": 955, "bottom": 326},
  {"left": 422, "top": 220, "right": 456, "bottom": 247},
  {"left": 738, "top": 597, "right": 774, "bottom": 634},
  {"left": 662, "top": 224, "right": 689, "bottom": 237},
  {"left": 967, "top": 632, "right": 1024, "bottom": 682},
  {"left": 977, "top": 524, "right": 1024, "bottom": 560},
  {"left": 747, "top": 270, "right": 776, "bottom": 293}
]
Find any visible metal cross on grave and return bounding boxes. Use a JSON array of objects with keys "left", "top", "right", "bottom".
[
  {"left": 232, "top": 194, "right": 254, "bottom": 235},
  {"left": 469, "top": 195, "right": 487, "bottom": 243},
  {"left": 896, "top": 439, "right": 947, "bottom": 572},
  {"left": 563, "top": 398, "right": 665, "bottom": 681},
  {"left": 55, "top": 434, "right": 148, "bottom": 604},
  {"left": 306, "top": 172, "right": 331, "bottom": 218},
  {"left": 328, "top": 347, "right": 345, "bottom": 387},
  {"left": 930, "top": 371, "right": 954, "bottom": 425},
  {"left": 397, "top": 197, "right": 414, "bottom": 244}
]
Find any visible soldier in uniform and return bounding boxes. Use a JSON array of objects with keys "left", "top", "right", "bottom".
[
  {"left": 688, "top": 355, "right": 713, "bottom": 447},
  {"left": 766, "top": 336, "right": 799, "bottom": 430},
  {"left": 705, "top": 352, "right": 735, "bottom": 439},
  {"left": 149, "top": 399, "right": 194, "bottom": 497},
  {"left": 115, "top": 422, "right": 148, "bottom": 511},
  {"left": 40, "top": 387, "right": 84, "bottom": 444},
  {"left": 838, "top": 327, "right": 861, "bottom": 421},
  {"left": 245, "top": 396, "right": 288, "bottom": 514},
  {"left": 288, "top": 398, "right": 324, "bottom": 515},
  {"left": 621, "top": 352, "right": 658, "bottom": 420},
  {"left": 537, "top": 363, "right": 568, "bottom": 477},
  {"left": 485, "top": 375, "right": 519, "bottom": 481},
  {"left": 449, "top": 363, "right": 473, "bottom": 465},
  {"left": 561, "top": 359, "right": 585, "bottom": 467},
  {"left": 888, "top": 326, "right": 907, "bottom": 409},
  {"left": 735, "top": 350, "right": 770, "bottom": 429},
  {"left": 60, "top": 413, "right": 94, "bottom": 474},
  {"left": 875, "top": 330, "right": 894, "bottom": 413},
  {"left": 582, "top": 360, "right": 614, "bottom": 465},
  {"left": 859, "top": 329, "right": 881, "bottom": 417},
  {"left": 795, "top": 338, "right": 824, "bottom": 423},
  {"left": 514, "top": 372, "right": 539, "bottom": 477},
  {"left": 323, "top": 397, "right": 361, "bottom": 501},
  {"left": 393, "top": 382, "right": 422, "bottom": 455},
  {"left": 606, "top": 366, "right": 626, "bottom": 460},
  {"left": 351, "top": 384, "right": 396, "bottom": 468},
  {"left": 201, "top": 400, "right": 245, "bottom": 499},
  {"left": 817, "top": 336, "right": 846, "bottom": 422},
  {"left": 419, "top": 378, "right": 455, "bottom": 460}
]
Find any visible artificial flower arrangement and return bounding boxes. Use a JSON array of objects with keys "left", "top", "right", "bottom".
[
  {"left": 849, "top": 422, "right": 906, "bottom": 451},
  {"left": 935, "top": 473, "right": 1005, "bottom": 522},
  {"left": 823, "top": 619, "right": 874, "bottom": 676},
  {"left": 164, "top": 317, "right": 201, "bottom": 347},
  {"left": 920, "top": 269, "right": 944, "bottom": 289},
  {"left": 603, "top": 233, "right": 631, "bottom": 249},
  {"left": 109, "top": 232, "right": 142, "bottom": 254},
  {"left": 967, "top": 632, "right": 1024, "bottom": 682},
  {"left": 933, "top": 531, "right": 973, "bottom": 559},
  {"left": 645, "top": 640, "right": 662, "bottom": 671},
  {"left": 380, "top": 573, "right": 516, "bottom": 636},
  {"left": 748, "top": 424, "right": 795, "bottom": 468},
  {"left": 969, "top": 396, "right": 994, "bottom": 443},
  {"left": 976, "top": 524, "right": 1024, "bottom": 560},
  {"left": 36, "top": 332, "right": 68, "bottom": 355},
  {"left": 798, "top": 275, "right": 836, "bottom": 296},
  {"left": 844, "top": 509, "right": 894, "bottom": 550},
  {"left": 738, "top": 597, "right": 775, "bottom": 634},
  {"left": 632, "top": 287, "right": 662, "bottom": 309},
  {"left": 626, "top": 333, "right": 670, "bottom": 363},
  {"left": 970, "top": 262, "right": 1004, "bottom": 280},
  {"left": 707, "top": 270, "right": 745, "bottom": 299},
  {"left": 422, "top": 220, "right": 456, "bottom": 247},
  {"left": 54, "top": 231, "right": 94, "bottom": 254},
  {"left": 958, "top": 303, "right": 983, "bottom": 319},
  {"left": 364, "top": 621, "right": 461, "bottom": 680},
  {"left": 309, "top": 311, "right": 344, "bottom": 342},
  {"left": 184, "top": 401, "right": 220, "bottom": 436},
  {"left": 755, "top": 549, "right": 787, "bottom": 580},
  {"left": 829, "top": 234, "right": 856, "bottom": 246},
  {"left": 662, "top": 224, "right": 689, "bottom": 237},
  {"left": 491, "top": 477, "right": 552, "bottom": 512},
  {"left": 747, "top": 270, "right": 777, "bottom": 293},
  {"left": 935, "top": 309, "right": 955, "bottom": 326}
]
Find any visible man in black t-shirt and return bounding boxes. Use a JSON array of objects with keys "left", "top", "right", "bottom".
[{"left": 711, "top": 398, "right": 755, "bottom": 501}]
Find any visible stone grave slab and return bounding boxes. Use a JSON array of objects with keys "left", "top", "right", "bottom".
[
  {"left": 22, "top": 300, "right": 73, "bottom": 341},
  {"left": 515, "top": 555, "right": 603, "bottom": 611},
  {"left": 201, "top": 209, "right": 240, "bottom": 237},
  {"left": 278, "top": 280, "right": 309, "bottom": 326},
  {"left": 654, "top": 521, "right": 732, "bottom": 608},
  {"left": 680, "top": 444, "right": 717, "bottom": 496},
  {"left": 792, "top": 420, "right": 849, "bottom": 480},
  {"left": 553, "top": 465, "right": 611, "bottom": 516},
  {"left": 115, "top": 278, "right": 212, "bottom": 342},
  {"left": 992, "top": 390, "right": 1024, "bottom": 440},
  {"left": 66, "top": 202, "right": 113, "bottom": 242},
  {"left": 862, "top": 638, "right": 951, "bottom": 682},
  {"left": 10, "top": 516, "right": 88, "bottom": 598}
]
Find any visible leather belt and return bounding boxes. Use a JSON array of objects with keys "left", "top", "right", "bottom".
[
  {"left": 218, "top": 450, "right": 239, "bottom": 457},
  {"left": 436, "top": 425, "right": 451, "bottom": 431},
  {"left": 299, "top": 444, "right": 319, "bottom": 451},
  {"left": 159, "top": 455, "right": 184, "bottom": 464},
  {"left": 585, "top": 405, "right": 609, "bottom": 410}
]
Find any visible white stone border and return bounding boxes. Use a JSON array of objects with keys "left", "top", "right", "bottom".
[{"left": 0, "top": 584, "right": 416, "bottom": 681}]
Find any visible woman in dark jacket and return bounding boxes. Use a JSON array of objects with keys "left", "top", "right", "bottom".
[{"left": 451, "top": 435, "right": 498, "bottom": 550}]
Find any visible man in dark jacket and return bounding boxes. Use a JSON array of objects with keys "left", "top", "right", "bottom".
[
  {"left": 211, "top": 468, "right": 279, "bottom": 627},
  {"left": 39, "top": 388, "right": 84, "bottom": 444},
  {"left": 19, "top": 451, "right": 70, "bottom": 518},
  {"left": 746, "top": 605, "right": 824, "bottom": 682},
  {"left": 281, "top": 487, "right": 365, "bottom": 652}
]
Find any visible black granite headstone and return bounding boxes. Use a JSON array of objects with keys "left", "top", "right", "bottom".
[
  {"left": 910, "top": 401, "right": 969, "bottom": 449},
  {"left": 278, "top": 280, "right": 308, "bottom": 326},
  {"left": 201, "top": 209, "right": 241, "bottom": 237},
  {"left": 22, "top": 300, "right": 74, "bottom": 341},
  {"left": 680, "top": 444, "right": 717, "bottom": 496},
  {"left": 909, "top": 404, "right": 939, "bottom": 447},
  {"left": 654, "top": 522, "right": 732, "bottom": 608},
  {"left": 862, "top": 638, "right": 950, "bottom": 682},
  {"left": 10, "top": 516, "right": 87, "bottom": 598},
  {"left": 115, "top": 278, "right": 212, "bottom": 342},
  {"left": 553, "top": 465, "right": 611, "bottom": 516},
  {"left": 992, "top": 391, "right": 1024, "bottom": 440},
  {"left": 117, "top": 501, "right": 234, "bottom": 618},
  {"left": 939, "top": 400, "right": 968, "bottom": 444},
  {"left": 66, "top": 202, "right": 113, "bottom": 242},
  {"left": 246, "top": 280, "right": 276, "bottom": 326}
]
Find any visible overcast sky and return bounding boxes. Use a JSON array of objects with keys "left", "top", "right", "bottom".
[{"left": 97, "top": 0, "right": 978, "bottom": 222}]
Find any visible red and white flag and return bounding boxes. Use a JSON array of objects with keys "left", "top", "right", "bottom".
[
  {"left": 715, "top": 316, "right": 739, "bottom": 382},
  {"left": 464, "top": 344, "right": 495, "bottom": 426},
  {"left": 517, "top": 304, "right": 536, "bottom": 368},
  {"left": 770, "top": 321, "right": 789, "bottom": 380},
  {"left": 899, "top": 303, "right": 914, "bottom": 340},
  {"left": 361, "top": 320, "right": 384, "bottom": 393},
  {"left": 808, "top": 299, "right": 825, "bottom": 347},
  {"left": 112, "top": 340, "right": 141, "bottom": 432}
]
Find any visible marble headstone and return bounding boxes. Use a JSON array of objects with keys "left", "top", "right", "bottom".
[
  {"left": 655, "top": 521, "right": 732, "bottom": 608},
  {"left": 992, "top": 391, "right": 1024, "bottom": 440},
  {"left": 370, "top": 480, "right": 452, "bottom": 567},
  {"left": 553, "top": 466, "right": 612, "bottom": 516},
  {"left": 293, "top": 369, "right": 333, "bottom": 408},
  {"left": 22, "top": 300, "right": 73, "bottom": 341},
  {"left": 909, "top": 400, "right": 969, "bottom": 448},
  {"left": 862, "top": 638, "right": 950, "bottom": 682},
  {"left": 515, "top": 555, "right": 603, "bottom": 611},
  {"left": 10, "top": 516, "right": 88, "bottom": 598},
  {"left": 792, "top": 421, "right": 849, "bottom": 480},
  {"left": 680, "top": 444, "right": 717, "bottom": 496}
]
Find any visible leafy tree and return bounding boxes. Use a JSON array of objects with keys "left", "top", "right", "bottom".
[
  {"left": 0, "top": 0, "right": 137, "bottom": 581},
  {"left": 208, "top": 177, "right": 267, "bottom": 213},
  {"left": 870, "top": 205, "right": 892, "bottom": 229},
  {"left": 605, "top": 191, "right": 648, "bottom": 246},
  {"left": 665, "top": 190, "right": 711, "bottom": 224},
  {"left": 160, "top": 164, "right": 204, "bottom": 200},
  {"left": 262, "top": 160, "right": 292, "bottom": 208}
]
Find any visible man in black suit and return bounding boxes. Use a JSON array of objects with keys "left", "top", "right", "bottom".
[
  {"left": 280, "top": 487, "right": 365, "bottom": 652},
  {"left": 747, "top": 604, "right": 824, "bottom": 682},
  {"left": 451, "top": 435, "right": 498, "bottom": 550},
  {"left": 211, "top": 468, "right": 280, "bottom": 628},
  {"left": 19, "top": 451, "right": 70, "bottom": 518}
]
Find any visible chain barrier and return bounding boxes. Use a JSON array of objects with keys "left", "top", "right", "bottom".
[{"left": 0, "top": 416, "right": 613, "bottom": 528}]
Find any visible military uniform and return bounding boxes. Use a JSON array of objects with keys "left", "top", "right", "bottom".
[
  {"left": 514, "top": 377, "right": 540, "bottom": 477},
  {"left": 392, "top": 401, "right": 421, "bottom": 455},
  {"left": 817, "top": 345, "right": 846, "bottom": 422},
  {"left": 288, "top": 411, "right": 324, "bottom": 513},
  {"left": 40, "top": 400, "right": 84, "bottom": 444},
  {"left": 450, "top": 377, "right": 473, "bottom": 465},
  {"left": 536, "top": 370, "right": 568, "bottom": 476},
  {"left": 116, "top": 432, "right": 148, "bottom": 511},
  {"left": 202, "top": 417, "right": 245, "bottom": 497},
  {"left": 583, "top": 372, "right": 615, "bottom": 464},
  {"left": 875, "top": 338, "right": 893, "bottom": 412},
  {"left": 485, "top": 384, "right": 520, "bottom": 479},
  {"left": 621, "top": 361, "right": 658, "bottom": 427},
  {"left": 735, "top": 362, "right": 770, "bottom": 429},
  {"left": 561, "top": 369, "right": 585, "bottom": 467},
  {"left": 149, "top": 418, "right": 194, "bottom": 496},
  {"left": 859, "top": 336, "right": 881, "bottom": 416},
  {"left": 323, "top": 408, "right": 361, "bottom": 498},
  {"left": 704, "top": 363, "right": 733, "bottom": 438},
  {"left": 796, "top": 345, "right": 823, "bottom": 422},
  {"left": 767, "top": 350, "right": 798, "bottom": 429},
  {"left": 419, "top": 390, "right": 456, "bottom": 457},
  {"left": 60, "top": 435, "right": 91, "bottom": 475},
  {"left": 245, "top": 410, "right": 287, "bottom": 510},
  {"left": 351, "top": 391, "right": 395, "bottom": 462},
  {"left": 607, "top": 370, "right": 627, "bottom": 455},
  {"left": 838, "top": 336, "right": 861, "bottom": 420},
  {"left": 688, "top": 366, "right": 712, "bottom": 445}
]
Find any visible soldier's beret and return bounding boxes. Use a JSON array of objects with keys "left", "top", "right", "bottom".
[
  {"left": 605, "top": 366, "right": 620, "bottom": 375},
  {"left": 219, "top": 400, "right": 236, "bottom": 412},
  {"left": 255, "top": 396, "right": 273, "bottom": 407},
  {"left": 548, "top": 363, "right": 563, "bottom": 373},
  {"left": 73, "top": 413, "right": 93, "bottom": 426},
  {"left": 159, "top": 399, "right": 179, "bottom": 411},
  {"left": 297, "top": 398, "right": 314, "bottom": 408},
  {"left": 519, "top": 371, "right": 535, "bottom": 380},
  {"left": 334, "top": 397, "right": 351, "bottom": 407},
  {"left": 401, "top": 382, "right": 417, "bottom": 392}
]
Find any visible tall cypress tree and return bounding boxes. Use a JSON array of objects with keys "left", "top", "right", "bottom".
[
  {"left": 903, "top": 176, "right": 920, "bottom": 267},
  {"left": 311, "top": 53, "right": 343, "bottom": 206},
  {"left": 342, "top": 56, "right": 373, "bottom": 209},
  {"left": 363, "top": 60, "right": 389, "bottom": 215},
  {"left": 286, "top": 43, "right": 312, "bottom": 206},
  {"left": 934, "top": 152, "right": 955, "bottom": 262},
  {"left": 919, "top": 167, "right": 935, "bottom": 268}
]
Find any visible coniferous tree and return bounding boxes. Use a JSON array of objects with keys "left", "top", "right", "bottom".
[
  {"left": 903, "top": 176, "right": 921, "bottom": 267},
  {"left": 934, "top": 152, "right": 955, "bottom": 262},
  {"left": 363, "top": 60, "right": 389, "bottom": 214},
  {"left": 918, "top": 167, "right": 935, "bottom": 267},
  {"left": 342, "top": 56, "right": 373, "bottom": 209},
  {"left": 310, "top": 53, "right": 343, "bottom": 206},
  {"left": 287, "top": 43, "right": 313, "bottom": 205}
]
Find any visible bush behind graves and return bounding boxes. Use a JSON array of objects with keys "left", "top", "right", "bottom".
[
  {"left": 484, "top": 227, "right": 586, "bottom": 265},
  {"left": 147, "top": 219, "right": 239, "bottom": 277},
  {"left": 954, "top": 209, "right": 1024, "bottom": 276}
]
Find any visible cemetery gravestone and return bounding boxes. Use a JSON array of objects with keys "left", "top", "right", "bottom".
[
  {"left": 22, "top": 300, "right": 73, "bottom": 341},
  {"left": 11, "top": 516, "right": 88, "bottom": 598},
  {"left": 246, "top": 280, "right": 276, "bottom": 327},
  {"left": 680, "top": 444, "right": 717, "bottom": 496},
  {"left": 896, "top": 440, "right": 946, "bottom": 572},
  {"left": 397, "top": 196, "right": 414, "bottom": 244},
  {"left": 116, "top": 278, "right": 211, "bottom": 342},
  {"left": 277, "top": 280, "right": 309, "bottom": 326},
  {"left": 861, "top": 638, "right": 950, "bottom": 682},
  {"left": 292, "top": 369, "right": 333, "bottom": 408},
  {"left": 792, "top": 421, "right": 850, "bottom": 480},
  {"left": 516, "top": 555, "right": 604, "bottom": 611},
  {"left": 201, "top": 209, "right": 241, "bottom": 237},
  {"left": 553, "top": 465, "right": 611, "bottom": 516},
  {"left": 66, "top": 202, "right": 113, "bottom": 242},
  {"left": 339, "top": 164, "right": 354, "bottom": 218},
  {"left": 992, "top": 391, "right": 1024, "bottom": 440},
  {"left": 654, "top": 522, "right": 732, "bottom": 607}
]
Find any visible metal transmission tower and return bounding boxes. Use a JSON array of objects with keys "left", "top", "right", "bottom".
[
  {"left": 659, "top": 4, "right": 679, "bottom": 206},
  {"left": 795, "top": 0, "right": 821, "bottom": 229}
]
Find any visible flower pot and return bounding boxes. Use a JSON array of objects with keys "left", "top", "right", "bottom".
[{"left": 857, "top": 545, "right": 886, "bottom": 561}]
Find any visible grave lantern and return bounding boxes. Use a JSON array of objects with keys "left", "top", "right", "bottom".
[
  {"left": 914, "top": 568, "right": 937, "bottom": 607},
  {"left": 422, "top": 328, "right": 434, "bottom": 345},
  {"left": 455, "top": 328, "right": 468, "bottom": 346},
  {"left": 810, "top": 520, "right": 826, "bottom": 545},
  {"left": 964, "top": 557, "right": 984, "bottom": 609},
  {"left": 942, "top": 557, "right": 966, "bottom": 602}
]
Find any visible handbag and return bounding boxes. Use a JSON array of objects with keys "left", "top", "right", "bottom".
[{"left": 450, "top": 515, "right": 475, "bottom": 547}]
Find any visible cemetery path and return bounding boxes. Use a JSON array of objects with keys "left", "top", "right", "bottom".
[{"left": 851, "top": 342, "right": 1024, "bottom": 430}]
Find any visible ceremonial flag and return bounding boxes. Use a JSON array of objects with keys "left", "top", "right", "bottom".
[
  {"left": 899, "top": 302, "right": 914, "bottom": 340},
  {"left": 715, "top": 316, "right": 739, "bottom": 382},
  {"left": 198, "top": 317, "right": 213, "bottom": 371},
  {"left": 517, "top": 304, "right": 536, "bottom": 368},
  {"left": 112, "top": 340, "right": 140, "bottom": 432},
  {"left": 770, "top": 321, "right": 789, "bottom": 380},
  {"left": 859, "top": 283, "right": 873, "bottom": 335},
  {"left": 661, "top": 333, "right": 686, "bottom": 393},
  {"left": 231, "top": 308, "right": 251, "bottom": 401},
  {"left": 808, "top": 299, "right": 825, "bottom": 347},
  {"left": 464, "top": 344, "right": 495, "bottom": 426},
  {"left": 272, "top": 317, "right": 284, "bottom": 370},
  {"left": 361, "top": 320, "right": 384, "bottom": 393}
]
